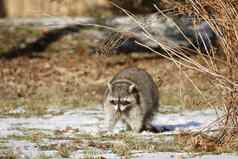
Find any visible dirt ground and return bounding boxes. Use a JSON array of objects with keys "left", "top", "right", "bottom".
[{"left": 0, "top": 26, "right": 222, "bottom": 116}]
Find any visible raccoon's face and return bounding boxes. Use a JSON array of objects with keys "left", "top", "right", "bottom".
[{"left": 105, "top": 81, "right": 138, "bottom": 112}]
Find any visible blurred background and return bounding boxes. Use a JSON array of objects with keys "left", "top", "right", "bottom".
[
  {"left": 0, "top": 0, "right": 187, "bottom": 17},
  {"left": 0, "top": 0, "right": 220, "bottom": 116},
  {"left": 0, "top": 0, "right": 110, "bottom": 17}
]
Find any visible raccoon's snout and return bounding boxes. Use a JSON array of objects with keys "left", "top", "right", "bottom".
[
  {"left": 110, "top": 97, "right": 131, "bottom": 112},
  {"left": 114, "top": 104, "right": 127, "bottom": 112},
  {"left": 114, "top": 105, "right": 118, "bottom": 111}
]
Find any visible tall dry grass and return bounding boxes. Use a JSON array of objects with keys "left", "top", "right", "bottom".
[
  {"left": 187, "top": 0, "right": 238, "bottom": 147},
  {"left": 109, "top": 0, "right": 238, "bottom": 150}
]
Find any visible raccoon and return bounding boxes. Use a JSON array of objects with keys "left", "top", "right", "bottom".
[{"left": 103, "top": 67, "right": 159, "bottom": 132}]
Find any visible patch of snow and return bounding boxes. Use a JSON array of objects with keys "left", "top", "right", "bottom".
[
  {"left": 195, "top": 154, "right": 238, "bottom": 159},
  {"left": 0, "top": 120, "right": 24, "bottom": 138},
  {"left": 0, "top": 107, "right": 221, "bottom": 138},
  {"left": 0, "top": 107, "right": 105, "bottom": 138},
  {"left": 8, "top": 140, "right": 60, "bottom": 159},
  {"left": 152, "top": 109, "right": 221, "bottom": 133},
  {"left": 132, "top": 152, "right": 238, "bottom": 159},
  {"left": 0, "top": 106, "right": 227, "bottom": 158},
  {"left": 9, "top": 140, "right": 41, "bottom": 159},
  {"left": 71, "top": 149, "right": 121, "bottom": 159}
]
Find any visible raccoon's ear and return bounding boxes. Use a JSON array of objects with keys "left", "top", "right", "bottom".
[
  {"left": 129, "top": 84, "right": 137, "bottom": 93},
  {"left": 107, "top": 82, "right": 112, "bottom": 92}
]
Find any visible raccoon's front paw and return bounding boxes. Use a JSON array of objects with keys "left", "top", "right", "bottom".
[
  {"left": 106, "top": 122, "right": 116, "bottom": 132},
  {"left": 107, "top": 128, "right": 114, "bottom": 133},
  {"left": 128, "top": 120, "right": 143, "bottom": 133},
  {"left": 131, "top": 125, "right": 143, "bottom": 133},
  {"left": 144, "top": 124, "right": 159, "bottom": 133}
]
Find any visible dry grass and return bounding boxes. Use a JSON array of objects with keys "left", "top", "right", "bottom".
[
  {"left": 187, "top": 0, "right": 238, "bottom": 150},
  {"left": 177, "top": 131, "right": 238, "bottom": 153},
  {"left": 106, "top": 0, "right": 238, "bottom": 152},
  {"left": 160, "top": 0, "right": 238, "bottom": 151},
  {"left": 0, "top": 27, "right": 216, "bottom": 116}
]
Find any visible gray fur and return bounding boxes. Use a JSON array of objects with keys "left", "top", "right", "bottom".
[{"left": 103, "top": 67, "right": 159, "bottom": 132}]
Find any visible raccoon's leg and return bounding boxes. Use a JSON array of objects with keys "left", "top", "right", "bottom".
[
  {"left": 124, "top": 107, "right": 144, "bottom": 133},
  {"left": 124, "top": 115, "right": 144, "bottom": 133},
  {"left": 130, "top": 118, "right": 143, "bottom": 133},
  {"left": 143, "top": 121, "right": 157, "bottom": 132},
  {"left": 105, "top": 111, "right": 119, "bottom": 132},
  {"left": 122, "top": 119, "right": 132, "bottom": 131},
  {"left": 143, "top": 113, "right": 158, "bottom": 132}
]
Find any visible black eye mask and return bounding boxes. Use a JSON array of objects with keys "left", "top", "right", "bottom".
[
  {"left": 120, "top": 100, "right": 131, "bottom": 105},
  {"left": 109, "top": 100, "right": 117, "bottom": 105}
]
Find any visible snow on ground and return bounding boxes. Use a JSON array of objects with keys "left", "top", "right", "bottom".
[
  {"left": 0, "top": 107, "right": 104, "bottom": 138},
  {"left": 132, "top": 152, "right": 238, "bottom": 159},
  {"left": 152, "top": 108, "right": 219, "bottom": 133},
  {"left": 0, "top": 106, "right": 220, "bottom": 137},
  {"left": 0, "top": 105, "right": 236, "bottom": 159}
]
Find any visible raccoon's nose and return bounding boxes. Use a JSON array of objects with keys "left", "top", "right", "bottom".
[
  {"left": 120, "top": 105, "right": 127, "bottom": 111},
  {"left": 114, "top": 105, "right": 119, "bottom": 111}
]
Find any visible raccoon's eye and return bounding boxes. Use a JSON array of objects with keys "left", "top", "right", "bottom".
[
  {"left": 110, "top": 100, "right": 116, "bottom": 105},
  {"left": 120, "top": 100, "right": 131, "bottom": 105}
]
